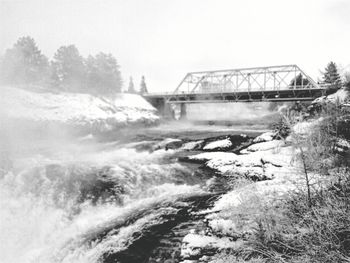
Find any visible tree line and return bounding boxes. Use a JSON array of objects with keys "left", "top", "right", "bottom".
[
  {"left": 0, "top": 36, "right": 148, "bottom": 96},
  {"left": 2, "top": 36, "right": 349, "bottom": 96}
]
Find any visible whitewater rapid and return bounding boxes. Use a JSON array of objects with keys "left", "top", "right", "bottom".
[{"left": 0, "top": 138, "right": 208, "bottom": 263}]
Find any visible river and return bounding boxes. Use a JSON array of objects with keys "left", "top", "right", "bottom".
[{"left": 0, "top": 123, "right": 267, "bottom": 263}]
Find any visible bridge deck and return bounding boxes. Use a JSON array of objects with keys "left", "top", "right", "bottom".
[{"left": 144, "top": 88, "right": 326, "bottom": 104}]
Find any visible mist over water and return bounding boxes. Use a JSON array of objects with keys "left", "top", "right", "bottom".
[
  {"left": 187, "top": 102, "right": 272, "bottom": 121},
  {"left": 0, "top": 135, "right": 206, "bottom": 262}
]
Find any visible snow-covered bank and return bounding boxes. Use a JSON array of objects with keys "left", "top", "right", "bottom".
[
  {"left": 178, "top": 121, "right": 346, "bottom": 262},
  {"left": 182, "top": 137, "right": 289, "bottom": 181},
  {"left": 178, "top": 132, "right": 304, "bottom": 261},
  {"left": 0, "top": 86, "right": 159, "bottom": 132},
  {"left": 311, "top": 88, "right": 349, "bottom": 105}
]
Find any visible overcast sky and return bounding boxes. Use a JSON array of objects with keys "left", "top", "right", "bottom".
[{"left": 1, "top": 0, "right": 350, "bottom": 92}]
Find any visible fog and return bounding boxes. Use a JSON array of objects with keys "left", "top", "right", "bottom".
[{"left": 187, "top": 102, "right": 273, "bottom": 121}]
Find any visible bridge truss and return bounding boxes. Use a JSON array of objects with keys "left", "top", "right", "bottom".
[
  {"left": 143, "top": 65, "right": 327, "bottom": 115},
  {"left": 174, "top": 65, "right": 319, "bottom": 94},
  {"left": 166, "top": 64, "right": 325, "bottom": 103}
]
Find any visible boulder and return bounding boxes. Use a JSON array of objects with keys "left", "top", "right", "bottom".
[
  {"left": 187, "top": 151, "right": 280, "bottom": 181},
  {"left": 240, "top": 140, "right": 285, "bottom": 154},
  {"left": 253, "top": 131, "right": 276, "bottom": 143},
  {"left": 181, "top": 140, "right": 204, "bottom": 151},
  {"left": 203, "top": 138, "right": 232, "bottom": 151},
  {"left": 153, "top": 138, "right": 183, "bottom": 151},
  {"left": 312, "top": 88, "right": 349, "bottom": 105},
  {"left": 309, "top": 88, "right": 349, "bottom": 113},
  {"left": 335, "top": 138, "right": 350, "bottom": 154}
]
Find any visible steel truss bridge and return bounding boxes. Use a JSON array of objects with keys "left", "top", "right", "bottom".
[{"left": 144, "top": 65, "right": 327, "bottom": 117}]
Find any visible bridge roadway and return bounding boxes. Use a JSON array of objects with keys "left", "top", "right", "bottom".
[{"left": 144, "top": 87, "right": 325, "bottom": 103}]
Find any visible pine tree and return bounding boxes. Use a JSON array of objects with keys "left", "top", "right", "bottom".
[
  {"left": 140, "top": 75, "right": 148, "bottom": 94},
  {"left": 86, "top": 52, "right": 122, "bottom": 95},
  {"left": 289, "top": 73, "right": 310, "bottom": 89},
  {"left": 127, "top": 76, "right": 136, "bottom": 93},
  {"left": 51, "top": 45, "right": 86, "bottom": 92},
  {"left": 0, "top": 36, "right": 49, "bottom": 86},
  {"left": 344, "top": 72, "right": 350, "bottom": 91},
  {"left": 323, "top": 61, "right": 342, "bottom": 92}
]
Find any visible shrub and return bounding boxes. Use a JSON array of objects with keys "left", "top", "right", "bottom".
[{"left": 272, "top": 116, "right": 291, "bottom": 139}]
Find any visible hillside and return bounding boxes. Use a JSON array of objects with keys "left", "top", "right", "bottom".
[{"left": 0, "top": 86, "right": 159, "bottom": 132}]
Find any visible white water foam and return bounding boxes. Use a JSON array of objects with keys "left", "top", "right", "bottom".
[{"left": 0, "top": 142, "right": 204, "bottom": 263}]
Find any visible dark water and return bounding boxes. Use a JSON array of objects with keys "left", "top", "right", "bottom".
[{"left": 0, "top": 124, "right": 262, "bottom": 263}]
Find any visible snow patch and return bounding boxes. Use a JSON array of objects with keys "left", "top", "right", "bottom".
[
  {"left": 181, "top": 233, "right": 241, "bottom": 259},
  {"left": 240, "top": 140, "right": 285, "bottom": 154},
  {"left": 203, "top": 138, "right": 232, "bottom": 150},
  {"left": 112, "top": 93, "right": 156, "bottom": 111},
  {"left": 188, "top": 152, "right": 238, "bottom": 163},
  {"left": 181, "top": 140, "right": 204, "bottom": 151},
  {"left": 253, "top": 131, "right": 276, "bottom": 143},
  {"left": 208, "top": 219, "right": 238, "bottom": 236},
  {"left": 187, "top": 147, "right": 289, "bottom": 180}
]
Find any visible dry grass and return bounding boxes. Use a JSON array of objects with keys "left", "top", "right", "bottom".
[
  {"left": 242, "top": 169, "right": 350, "bottom": 262},
  {"left": 235, "top": 103, "right": 350, "bottom": 262}
]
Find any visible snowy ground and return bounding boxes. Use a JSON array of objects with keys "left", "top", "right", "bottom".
[
  {"left": 0, "top": 86, "right": 159, "bottom": 132},
  {"left": 179, "top": 131, "right": 312, "bottom": 262},
  {"left": 179, "top": 117, "right": 345, "bottom": 262}
]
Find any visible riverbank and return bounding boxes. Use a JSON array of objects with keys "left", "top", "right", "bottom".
[
  {"left": 174, "top": 89, "right": 350, "bottom": 263},
  {"left": 172, "top": 130, "right": 296, "bottom": 262},
  {"left": 0, "top": 86, "right": 159, "bottom": 136}
]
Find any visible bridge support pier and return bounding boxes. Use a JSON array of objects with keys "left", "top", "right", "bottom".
[
  {"left": 145, "top": 97, "right": 176, "bottom": 119},
  {"left": 179, "top": 103, "right": 187, "bottom": 120},
  {"left": 163, "top": 102, "right": 175, "bottom": 119}
]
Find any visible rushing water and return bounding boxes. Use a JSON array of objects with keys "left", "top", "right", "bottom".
[{"left": 0, "top": 125, "right": 262, "bottom": 263}]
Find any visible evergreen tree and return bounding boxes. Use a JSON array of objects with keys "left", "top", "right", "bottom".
[
  {"left": 51, "top": 45, "right": 86, "bottom": 92},
  {"left": 127, "top": 76, "right": 136, "bottom": 93},
  {"left": 323, "top": 61, "right": 342, "bottom": 92},
  {"left": 0, "top": 36, "right": 49, "bottom": 86},
  {"left": 344, "top": 72, "right": 350, "bottom": 91},
  {"left": 86, "top": 52, "right": 122, "bottom": 95},
  {"left": 289, "top": 73, "right": 310, "bottom": 89},
  {"left": 140, "top": 75, "right": 148, "bottom": 94}
]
